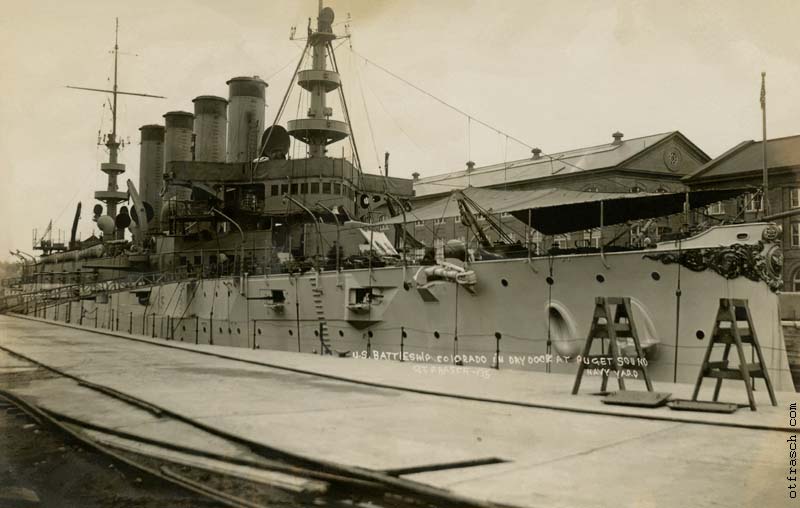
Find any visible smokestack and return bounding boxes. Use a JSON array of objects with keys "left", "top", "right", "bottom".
[
  {"left": 226, "top": 76, "right": 267, "bottom": 163},
  {"left": 138, "top": 124, "right": 165, "bottom": 228},
  {"left": 163, "top": 111, "right": 194, "bottom": 201},
  {"left": 192, "top": 96, "right": 228, "bottom": 162},
  {"left": 384, "top": 151, "right": 389, "bottom": 177}
]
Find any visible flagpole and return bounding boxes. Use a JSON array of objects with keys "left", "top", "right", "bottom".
[{"left": 761, "top": 71, "right": 769, "bottom": 216}]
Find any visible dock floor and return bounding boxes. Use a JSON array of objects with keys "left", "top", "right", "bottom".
[{"left": 0, "top": 314, "right": 796, "bottom": 507}]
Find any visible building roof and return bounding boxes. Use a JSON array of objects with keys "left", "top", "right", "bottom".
[
  {"left": 413, "top": 131, "right": 680, "bottom": 197},
  {"left": 685, "top": 134, "right": 800, "bottom": 182}
]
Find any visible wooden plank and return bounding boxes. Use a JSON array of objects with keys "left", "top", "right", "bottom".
[
  {"left": 602, "top": 391, "right": 670, "bottom": 408},
  {"left": 667, "top": 399, "right": 739, "bottom": 414}
]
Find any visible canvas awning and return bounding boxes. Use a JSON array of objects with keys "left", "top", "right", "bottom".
[{"left": 376, "top": 186, "right": 748, "bottom": 235}]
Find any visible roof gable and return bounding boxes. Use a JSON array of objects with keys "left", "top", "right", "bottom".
[{"left": 685, "top": 134, "right": 800, "bottom": 182}]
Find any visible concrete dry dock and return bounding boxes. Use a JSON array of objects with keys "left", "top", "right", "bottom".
[{"left": 0, "top": 315, "right": 796, "bottom": 508}]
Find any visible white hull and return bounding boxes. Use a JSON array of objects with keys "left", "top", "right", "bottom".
[{"left": 28, "top": 223, "right": 794, "bottom": 391}]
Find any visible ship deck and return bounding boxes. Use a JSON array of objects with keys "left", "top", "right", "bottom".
[{"left": 0, "top": 313, "right": 795, "bottom": 507}]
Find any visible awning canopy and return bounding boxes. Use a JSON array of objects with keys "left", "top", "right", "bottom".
[{"left": 376, "top": 186, "right": 748, "bottom": 235}]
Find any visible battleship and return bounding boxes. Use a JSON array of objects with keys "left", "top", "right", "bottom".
[{"left": 0, "top": 3, "right": 794, "bottom": 392}]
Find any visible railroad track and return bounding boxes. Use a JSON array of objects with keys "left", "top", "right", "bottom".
[{"left": 0, "top": 350, "right": 513, "bottom": 508}]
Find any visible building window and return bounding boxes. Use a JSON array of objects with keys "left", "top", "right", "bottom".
[
  {"left": 415, "top": 220, "right": 424, "bottom": 228},
  {"left": 792, "top": 223, "right": 800, "bottom": 248},
  {"left": 583, "top": 229, "right": 600, "bottom": 248},
  {"left": 433, "top": 218, "right": 447, "bottom": 225},
  {"left": 707, "top": 201, "right": 725, "bottom": 215},
  {"left": 630, "top": 185, "right": 645, "bottom": 193},
  {"left": 794, "top": 268, "right": 800, "bottom": 292},
  {"left": 583, "top": 185, "right": 599, "bottom": 193},
  {"left": 791, "top": 188, "right": 800, "bottom": 209},
  {"left": 745, "top": 192, "right": 763, "bottom": 212}
]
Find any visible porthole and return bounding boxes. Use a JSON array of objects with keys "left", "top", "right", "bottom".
[
  {"left": 696, "top": 330, "right": 705, "bottom": 340},
  {"left": 219, "top": 327, "right": 223, "bottom": 333},
  {"left": 546, "top": 276, "right": 554, "bottom": 285},
  {"left": 338, "top": 330, "right": 344, "bottom": 337},
  {"left": 494, "top": 332, "right": 502, "bottom": 340},
  {"left": 182, "top": 326, "right": 186, "bottom": 331},
  {"left": 595, "top": 274, "right": 605, "bottom": 283},
  {"left": 314, "top": 330, "right": 319, "bottom": 336},
  {"left": 501, "top": 279, "right": 509, "bottom": 287},
  {"left": 434, "top": 331, "right": 440, "bottom": 339},
  {"left": 257, "top": 328, "right": 262, "bottom": 335},
  {"left": 651, "top": 272, "right": 661, "bottom": 281},
  {"left": 203, "top": 326, "right": 207, "bottom": 332},
  {"left": 236, "top": 328, "right": 241, "bottom": 334},
  {"left": 288, "top": 330, "right": 294, "bottom": 336},
  {"left": 368, "top": 330, "right": 374, "bottom": 338},
  {"left": 403, "top": 282, "right": 411, "bottom": 291}
]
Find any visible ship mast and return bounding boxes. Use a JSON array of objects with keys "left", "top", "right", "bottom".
[
  {"left": 286, "top": 3, "right": 351, "bottom": 159},
  {"left": 67, "top": 18, "right": 165, "bottom": 239}
]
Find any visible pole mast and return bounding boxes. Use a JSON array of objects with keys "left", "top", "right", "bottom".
[
  {"left": 110, "top": 17, "right": 119, "bottom": 164},
  {"left": 67, "top": 19, "right": 165, "bottom": 240},
  {"left": 760, "top": 71, "right": 769, "bottom": 216}
]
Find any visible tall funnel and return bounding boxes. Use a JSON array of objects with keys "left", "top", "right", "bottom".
[
  {"left": 192, "top": 95, "right": 227, "bottom": 162},
  {"left": 226, "top": 76, "right": 267, "bottom": 163},
  {"left": 138, "top": 124, "right": 165, "bottom": 229},
  {"left": 163, "top": 111, "right": 194, "bottom": 201}
]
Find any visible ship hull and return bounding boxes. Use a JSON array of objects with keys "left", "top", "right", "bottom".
[{"left": 30, "top": 223, "right": 794, "bottom": 392}]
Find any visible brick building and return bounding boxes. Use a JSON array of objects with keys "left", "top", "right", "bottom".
[{"left": 684, "top": 134, "right": 800, "bottom": 291}]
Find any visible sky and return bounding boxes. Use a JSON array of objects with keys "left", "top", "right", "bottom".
[{"left": 1, "top": 0, "right": 798, "bottom": 262}]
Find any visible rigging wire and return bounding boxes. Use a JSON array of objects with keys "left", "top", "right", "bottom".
[
  {"left": 354, "top": 59, "right": 381, "bottom": 172},
  {"left": 358, "top": 64, "right": 429, "bottom": 159},
  {"left": 349, "top": 48, "right": 636, "bottom": 187}
]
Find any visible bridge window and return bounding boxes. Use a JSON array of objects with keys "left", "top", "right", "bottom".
[
  {"left": 323, "top": 182, "right": 332, "bottom": 194},
  {"left": 290, "top": 183, "right": 298, "bottom": 194},
  {"left": 271, "top": 185, "right": 279, "bottom": 196},
  {"left": 280, "top": 184, "right": 288, "bottom": 195},
  {"left": 300, "top": 182, "right": 308, "bottom": 194},
  {"left": 334, "top": 182, "right": 341, "bottom": 194},
  {"left": 310, "top": 182, "right": 319, "bottom": 194}
]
